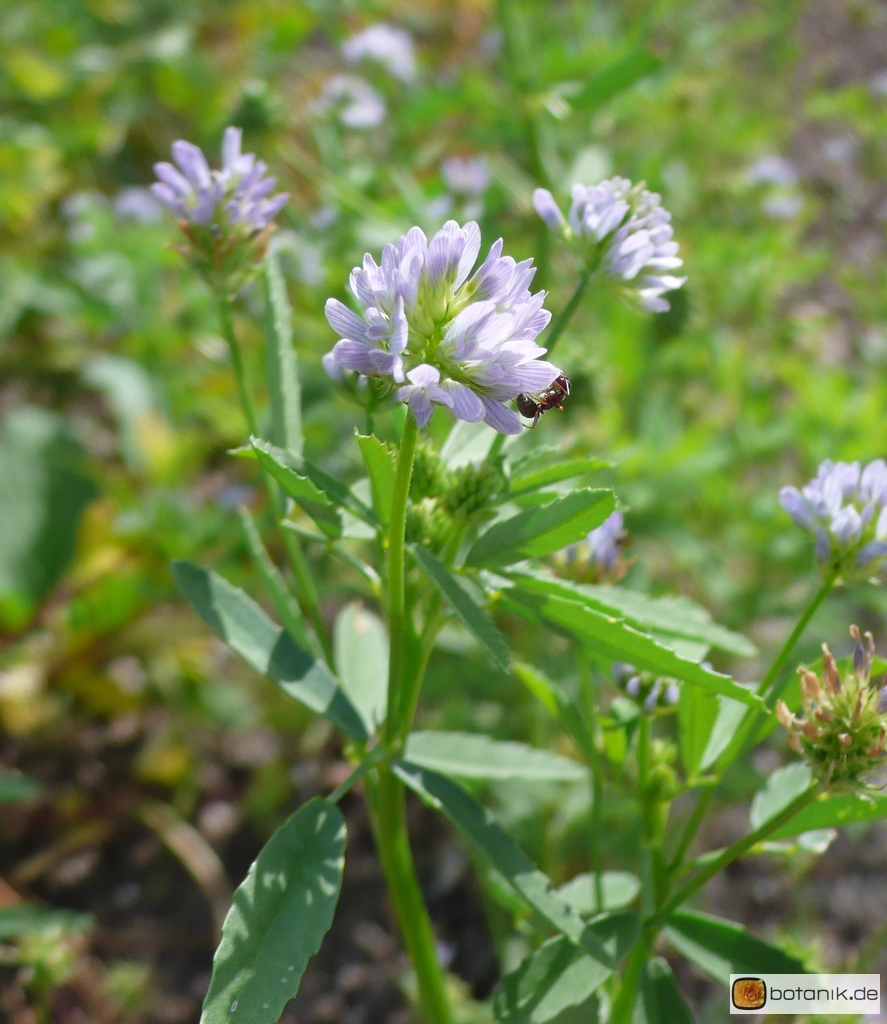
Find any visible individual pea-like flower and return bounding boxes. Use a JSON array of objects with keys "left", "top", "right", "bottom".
[
  {"left": 553, "top": 510, "right": 630, "bottom": 582},
  {"left": 613, "top": 663, "right": 679, "bottom": 713},
  {"left": 323, "top": 221, "right": 563, "bottom": 433},
  {"left": 342, "top": 24, "right": 417, "bottom": 83},
  {"left": 780, "top": 459, "right": 887, "bottom": 579},
  {"left": 777, "top": 626, "right": 887, "bottom": 787},
  {"left": 533, "top": 177, "right": 686, "bottom": 312},
  {"left": 150, "top": 127, "right": 288, "bottom": 291}
]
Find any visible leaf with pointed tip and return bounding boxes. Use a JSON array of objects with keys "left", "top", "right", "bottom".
[
  {"left": 411, "top": 544, "right": 510, "bottom": 669},
  {"left": 200, "top": 798, "right": 345, "bottom": 1024},
  {"left": 392, "top": 760, "right": 613, "bottom": 966},
  {"left": 664, "top": 911, "right": 806, "bottom": 987},
  {"left": 404, "top": 731, "right": 585, "bottom": 781},
  {"left": 172, "top": 560, "right": 367, "bottom": 741},
  {"left": 502, "top": 589, "right": 763, "bottom": 708},
  {"left": 356, "top": 433, "right": 396, "bottom": 527},
  {"left": 333, "top": 602, "right": 388, "bottom": 734},
  {"left": 251, "top": 438, "right": 342, "bottom": 538},
  {"left": 263, "top": 251, "right": 302, "bottom": 457},
  {"left": 465, "top": 489, "right": 616, "bottom": 567}
]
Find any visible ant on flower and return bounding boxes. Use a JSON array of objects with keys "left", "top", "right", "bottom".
[{"left": 515, "top": 373, "right": 571, "bottom": 428}]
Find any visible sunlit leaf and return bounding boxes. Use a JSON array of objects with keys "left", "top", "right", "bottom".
[
  {"left": 356, "top": 433, "right": 396, "bottom": 527},
  {"left": 333, "top": 601, "right": 388, "bottom": 734},
  {"left": 404, "top": 731, "right": 586, "bottom": 781}
]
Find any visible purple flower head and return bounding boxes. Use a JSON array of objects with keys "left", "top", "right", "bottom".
[
  {"left": 151, "top": 127, "right": 288, "bottom": 233},
  {"left": 324, "top": 221, "right": 563, "bottom": 432},
  {"left": 781, "top": 458, "right": 887, "bottom": 578},
  {"left": 343, "top": 24, "right": 417, "bottom": 83},
  {"left": 585, "top": 510, "right": 624, "bottom": 572},
  {"left": 533, "top": 177, "right": 685, "bottom": 312}
]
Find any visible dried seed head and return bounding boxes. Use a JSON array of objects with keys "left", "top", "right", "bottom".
[
  {"left": 822, "top": 643, "right": 842, "bottom": 693},
  {"left": 801, "top": 719, "right": 820, "bottom": 739},
  {"left": 788, "top": 732, "right": 802, "bottom": 754},
  {"left": 839, "top": 733, "right": 853, "bottom": 749},
  {"left": 776, "top": 699, "right": 795, "bottom": 730},
  {"left": 800, "top": 668, "right": 824, "bottom": 703}
]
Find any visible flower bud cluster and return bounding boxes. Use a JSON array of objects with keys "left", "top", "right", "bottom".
[
  {"left": 533, "top": 178, "right": 686, "bottom": 312},
  {"left": 613, "top": 663, "right": 680, "bottom": 714},
  {"left": 777, "top": 626, "right": 887, "bottom": 787},
  {"left": 780, "top": 459, "right": 887, "bottom": 579},
  {"left": 151, "top": 127, "right": 288, "bottom": 293}
]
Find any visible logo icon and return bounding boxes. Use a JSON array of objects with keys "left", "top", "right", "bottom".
[{"left": 733, "top": 977, "right": 767, "bottom": 1010}]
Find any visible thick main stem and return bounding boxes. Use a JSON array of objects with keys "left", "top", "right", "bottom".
[
  {"left": 385, "top": 413, "right": 419, "bottom": 745},
  {"left": 368, "top": 770, "right": 455, "bottom": 1024}
]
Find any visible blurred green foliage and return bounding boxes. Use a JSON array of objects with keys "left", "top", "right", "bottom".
[{"left": 3, "top": 0, "right": 887, "bottom": 1019}]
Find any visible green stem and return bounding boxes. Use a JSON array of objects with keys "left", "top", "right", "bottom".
[
  {"left": 282, "top": 530, "right": 334, "bottom": 665},
  {"left": 368, "top": 769, "right": 455, "bottom": 1024},
  {"left": 544, "top": 266, "right": 594, "bottom": 356},
  {"left": 649, "top": 783, "right": 819, "bottom": 927},
  {"left": 756, "top": 570, "right": 838, "bottom": 698},
  {"left": 216, "top": 291, "right": 259, "bottom": 437},
  {"left": 579, "top": 655, "right": 604, "bottom": 910},
  {"left": 609, "top": 928, "right": 654, "bottom": 1024},
  {"left": 667, "top": 785, "right": 714, "bottom": 874},
  {"left": 385, "top": 413, "right": 420, "bottom": 745}
]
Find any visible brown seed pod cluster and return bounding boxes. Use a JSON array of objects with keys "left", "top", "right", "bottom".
[{"left": 776, "top": 626, "right": 887, "bottom": 787}]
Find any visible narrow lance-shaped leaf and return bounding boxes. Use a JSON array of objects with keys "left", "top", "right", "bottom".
[
  {"left": 404, "top": 731, "right": 586, "bottom": 782},
  {"left": 465, "top": 489, "right": 616, "bottom": 567},
  {"left": 172, "top": 560, "right": 367, "bottom": 741},
  {"left": 633, "top": 957, "right": 694, "bottom": 1024},
  {"left": 251, "top": 437, "right": 377, "bottom": 527},
  {"left": 200, "top": 798, "right": 346, "bottom": 1024},
  {"left": 391, "top": 760, "right": 613, "bottom": 967},
  {"left": 251, "top": 438, "right": 342, "bottom": 538},
  {"left": 664, "top": 910, "right": 806, "bottom": 987},
  {"left": 356, "top": 433, "right": 396, "bottom": 527},
  {"left": 502, "top": 588, "right": 764, "bottom": 708},
  {"left": 333, "top": 602, "right": 388, "bottom": 735},
  {"left": 238, "top": 507, "right": 315, "bottom": 653},
  {"left": 570, "top": 45, "right": 663, "bottom": 110},
  {"left": 508, "top": 454, "right": 612, "bottom": 498},
  {"left": 263, "top": 250, "right": 302, "bottom": 457},
  {"left": 411, "top": 544, "right": 510, "bottom": 669}
]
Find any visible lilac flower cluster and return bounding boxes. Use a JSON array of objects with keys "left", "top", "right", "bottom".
[
  {"left": 342, "top": 24, "right": 417, "bottom": 83},
  {"left": 533, "top": 178, "right": 685, "bottom": 312},
  {"left": 554, "top": 510, "right": 625, "bottom": 580},
  {"left": 613, "top": 663, "right": 679, "bottom": 713},
  {"left": 323, "top": 221, "right": 562, "bottom": 433},
  {"left": 151, "top": 127, "right": 287, "bottom": 232},
  {"left": 780, "top": 459, "right": 887, "bottom": 576}
]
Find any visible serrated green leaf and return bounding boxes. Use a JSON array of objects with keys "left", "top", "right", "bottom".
[
  {"left": 465, "top": 489, "right": 616, "bottom": 568},
  {"left": 333, "top": 601, "right": 388, "bottom": 734},
  {"left": 404, "top": 731, "right": 586, "bottom": 781},
  {"left": 0, "top": 906, "right": 93, "bottom": 939},
  {"left": 664, "top": 910, "right": 806, "bottom": 986},
  {"left": 509, "top": 456, "right": 612, "bottom": 497},
  {"left": 356, "top": 433, "right": 396, "bottom": 527},
  {"left": 411, "top": 544, "right": 510, "bottom": 668},
  {"left": 634, "top": 957, "right": 694, "bottom": 1024},
  {"left": 251, "top": 438, "right": 342, "bottom": 538},
  {"left": 392, "top": 760, "right": 613, "bottom": 967},
  {"left": 250, "top": 437, "right": 377, "bottom": 527},
  {"left": 0, "top": 771, "right": 41, "bottom": 804},
  {"left": 502, "top": 590, "right": 763, "bottom": 708},
  {"left": 172, "top": 560, "right": 367, "bottom": 741},
  {"left": 200, "top": 798, "right": 345, "bottom": 1024},
  {"left": 506, "top": 570, "right": 756, "bottom": 657},
  {"left": 678, "top": 685, "right": 720, "bottom": 779},
  {"left": 557, "top": 872, "right": 641, "bottom": 916},
  {"left": 263, "top": 251, "right": 302, "bottom": 457},
  {"left": 750, "top": 762, "right": 812, "bottom": 831}
]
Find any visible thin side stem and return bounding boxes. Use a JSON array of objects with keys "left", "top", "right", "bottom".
[
  {"left": 216, "top": 292, "right": 259, "bottom": 437},
  {"left": 649, "top": 784, "right": 819, "bottom": 927},
  {"left": 385, "top": 413, "right": 420, "bottom": 745},
  {"left": 282, "top": 530, "right": 334, "bottom": 665},
  {"left": 368, "top": 769, "right": 455, "bottom": 1024},
  {"left": 667, "top": 785, "right": 714, "bottom": 874},
  {"left": 756, "top": 570, "right": 838, "bottom": 698},
  {"left": 544, "top": 266, "right": 594, "bottom": 356}
]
